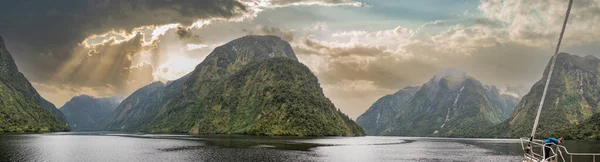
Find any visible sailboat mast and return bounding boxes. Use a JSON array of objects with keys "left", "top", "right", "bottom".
[{"left": 529, "top": 0, "right": 574, "bottom": 140}]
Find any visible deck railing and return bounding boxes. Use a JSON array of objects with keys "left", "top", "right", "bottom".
[{"left": 520, "top": 137, "right": 600, "bottom": 162}]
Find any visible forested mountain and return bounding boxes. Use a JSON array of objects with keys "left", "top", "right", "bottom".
[
  {"left": 102, "top": 35, "right": 364, "bottom": 136},
  {"left": 100, "top": 82, "right": 166, "bottom": 131},
  {"left": 60, "top": 95, "right": 121, "bottom": 131},
  {"left": 506, "top": 53, "right": 600, "bottom": 137},
  {"left": 357, "top": 68, "right": 519, "bottom": 136},
  {"left": 543, "top": 113, "right": 600, "bottom": 140},
  {"left": 0, "top": 35, "right": 69, "bottom": 132},
  {"left": 356, "top": 86, "right": 420, "bottom": 135}
]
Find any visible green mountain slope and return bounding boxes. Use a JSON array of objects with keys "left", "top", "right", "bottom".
[
  {"left": 506, "top": 53, "right": 600, "bottom": 137},
  {"left": 0, "top": 35, "right": 69, "bottom": 132},
  {"left": 60, "top": 95, "right": 121, "bottom": 131},
  {"left": 356, "top": 86, "right": 420, "bottom": 135},
  {"left": 102, "top": 35, "right": 364, "bottom": 136},
  {"left": 100, "top": 82, "right": 165, "bottom": 131},
  {"left": 543, "top": 113, "right": 600, "bottom": 140},
  {"left": 363, "top": 69, "right": 518, "bottom": 137}
]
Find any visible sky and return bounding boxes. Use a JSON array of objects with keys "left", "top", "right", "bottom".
[{"left": 1, "top": 0, "right": 599, "bottom": 119}]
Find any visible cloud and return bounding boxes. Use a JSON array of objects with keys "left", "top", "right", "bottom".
[
  {"left": 54, "top": 33, "right": 156, "bottom": 95},
  {"left": 295, "top": 38, "right": 439, "bottom": 90},
  {"left": 176, "top": 26, "right": 199, "bottom": 39},
  {"left": 31, "top": 82, "right": 121, "bottom": 107},
  {"left": 0, "top": 0, "right": 362, "bottom": 106},
  {"left": 243, "top": 25, "right": 296, "bottom": 41},
  {"left": 477, "top": 0, "right": 600, "bottom": 47},
  {"left": 290, "top": 16, "right": 561, "bottom": 118},
  {"left": 245, "top": 0, "right": 363, "bottom": 7}
]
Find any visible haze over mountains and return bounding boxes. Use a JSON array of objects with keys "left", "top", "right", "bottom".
[
  {"left": 0, "top": 35, "right": 69, "bottom": 132},
  {"left": 60, "top": 95, "right": 121, "bottom": 131}
]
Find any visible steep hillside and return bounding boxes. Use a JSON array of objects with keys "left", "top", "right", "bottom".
[
  {"left": 543, "top": 113, "right": 600, "bottom": 140},
  {"left": 60, "top": 95, "right": 121, "bottom": 131},
  {"left": 356, "top": 86, "right": 420, "bottom": 135},
  {"left": 507, "top": 53, "right": 600, "bottom": 137},
  {"left": 0, "top": 35, "right": 69, "bottom": 132},
  {"left": 100, "top": 82, "right": 165, "bottom": 131}
]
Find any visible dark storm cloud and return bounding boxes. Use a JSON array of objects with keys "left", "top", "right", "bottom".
[
  {"left": 0, "top": 0, "right": 246, "bottom": 82},
  {"left": 176, "top": 26, "right": 199, "bottom": 39}
]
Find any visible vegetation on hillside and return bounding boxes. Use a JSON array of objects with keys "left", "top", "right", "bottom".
[
  {"left": 356, "top": 86, "right": 420, "bottom": 135},
  {"left": 356, "top": 68, "right": 519, "bottom": 137},
  {"left": 100, "top": 82, "right": 166, "bottom": 131},
  {"left": 506, "top": 53, "right": 600, "bottom": 138},
  {"left": 149, "top": 58, "right": 363, "bottom": 136},
  {"left": 101, "top": 35, "right": 364, "bottom": 136},
  {"left": 542, "top": 113, "right": 600, "bottom": 140},
  {"left": 0, "top": 35, "right": 69, "bottom": 133}
]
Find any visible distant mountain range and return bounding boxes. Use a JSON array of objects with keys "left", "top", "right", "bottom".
[
  {"left": 60, "top": 95, "right": 121, "bottom": 131},
  {"left": 358, "top": 53, "right": 600, "bottom": 139},
  {"left": 101, "top": 35, "right": 364, "bottom": 136},
  {"left": 357, "top": 68, "right": 519, "bottom": 136},
  {"left": 4, "top": 32, "right": 597, "bottom": 139},
  {"left": 0, "top": 35, "right": 69, "bottom": 132}
]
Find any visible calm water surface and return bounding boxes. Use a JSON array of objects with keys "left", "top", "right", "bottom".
[{"left": 1, "top": 132, "right": 599, "bottom": 162}]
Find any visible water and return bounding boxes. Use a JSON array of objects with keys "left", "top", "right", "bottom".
[{"left": 0, "top": 133, "right": 598, "bottom": 162}]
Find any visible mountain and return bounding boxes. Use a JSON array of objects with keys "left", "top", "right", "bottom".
[
  {"left": 103, "top": 35, "right": 364, "bottom": 136},
  {"left": 100, "top": 82, "right": 166, "bottom": 131},
  {"left": 506, "top": 53, "right": 600, "bottom": 137},
  {"left": 356, "top": 86, "right": 420, "bottom": 135},
  {"left": 543, "top": 113, "right": 600, "bottom": 140},
  {"left": 359, "top": 68, "right": 519, "bottom": 136},
  {"left": 0, "top": 35, "right": 69, "bottom": 132},
  {"left": 60, "top": 95, "right": 121, "bottom": 131}
]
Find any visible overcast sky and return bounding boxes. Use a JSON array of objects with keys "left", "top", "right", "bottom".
[{"left": 1, "top": 0, "right": 599, "bottom": 119}]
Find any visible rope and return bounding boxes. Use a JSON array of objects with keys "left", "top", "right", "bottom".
[{"left": 529, "top": 0, "right": 574, "bottom": 141}]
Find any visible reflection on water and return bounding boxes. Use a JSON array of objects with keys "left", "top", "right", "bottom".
[{"left": 1, "top": 133, "right": 597, "bottom": 162}]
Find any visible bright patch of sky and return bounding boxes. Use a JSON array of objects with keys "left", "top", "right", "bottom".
[{"left": 251, "top": 0, "right": 479, "bottom": 33}]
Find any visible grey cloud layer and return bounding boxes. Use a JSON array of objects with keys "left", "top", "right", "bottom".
[
  {"left": 0, "top": 0, "right": 246, "bottom": 83},
  {"left": 0, "top": 0, "right": 357, "bottom": 106}
]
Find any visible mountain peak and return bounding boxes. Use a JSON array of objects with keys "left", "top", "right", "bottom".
[
  {"left": 213, "top": 35, "right": 298, "bottom": 61},
  {"left": 433, "top": 68, "right": 468, "bottom": 82},
  {"left": 74, "top": 94, "right": 94, "bottom": 99},
  {"left": 550, "top": 53, "right": 600, "bottom": 74},
  {"left": 186, "top": 35, "right": 299, "bottom": 83}
]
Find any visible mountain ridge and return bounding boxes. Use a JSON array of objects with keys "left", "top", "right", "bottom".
[{"left": 0, "top": 35, "right": 69, "bottom": 132}]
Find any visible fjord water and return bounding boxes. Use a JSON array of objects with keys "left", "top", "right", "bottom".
[{"left": 1, "top": 133, "right": 599, "bottom": 162}]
